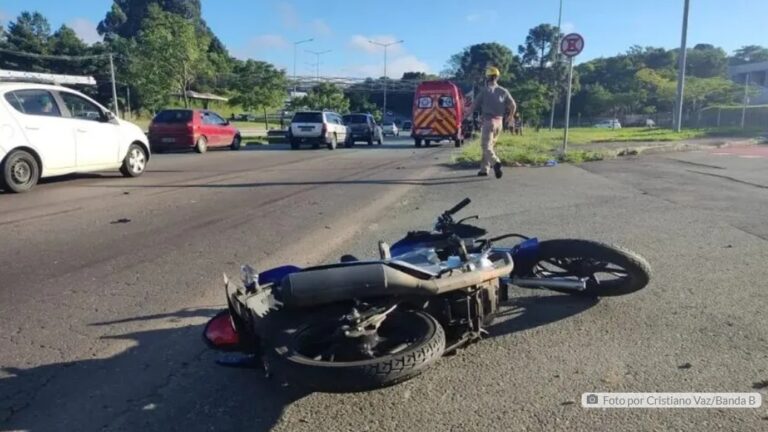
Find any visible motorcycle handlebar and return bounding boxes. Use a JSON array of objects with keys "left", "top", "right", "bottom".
[{"left": 445, "top": 198, "right": 471, "bottom": 216}]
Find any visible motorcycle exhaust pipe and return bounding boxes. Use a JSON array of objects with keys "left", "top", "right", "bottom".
[{"left": 510, "top": 277, "right": 587, "bottom": 292}]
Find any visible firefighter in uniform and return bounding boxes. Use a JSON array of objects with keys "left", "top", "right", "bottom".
[{"left": 468, "top": 66, "right": 517, "bottom": 178}]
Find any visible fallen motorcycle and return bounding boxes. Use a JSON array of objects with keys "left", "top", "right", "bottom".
[{"left": 204, "top": 198, "right": 651, "bottom": 392}]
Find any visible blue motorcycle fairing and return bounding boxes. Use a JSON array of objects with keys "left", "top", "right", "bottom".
[
  {"left": 259, "top": 265, "right": 302, "bottom": 285},
  {"left": 508, "top": 237, "right": 540, "bottom": 275}
]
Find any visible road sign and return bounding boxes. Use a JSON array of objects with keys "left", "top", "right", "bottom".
[
  {"left": 559, "top": 33, "right": 584, "bottom": 156},
  {"left": 560, "top": 33, "right": 584, "bottom": 58}
]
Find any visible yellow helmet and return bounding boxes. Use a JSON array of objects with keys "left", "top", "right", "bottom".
[{"left": 486, "top": 66, "right": 501, "bottom": 77}]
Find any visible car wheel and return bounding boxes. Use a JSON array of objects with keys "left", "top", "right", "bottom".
[
  {"left": 290, "top": 138, "right": 299, "bottom": 150},
  {"left": 195, "top": 136, "right": 208, "bottom": 154},
  {"left": 415, "top": 139, "right": 422, "bottom": 147},
  {"left": 230, "top": 135, "right": 244, "bottom": 150},
  {"left": 327, "top": 134, "right": 337, "bottom": 150},
  {"left": 1, "top": 150, "right": 39, "bottom": 193},
  {"left": 425, "top": 140, "right": 431, "bottom": 146},
  {"left": 120, "top": 143, "right": 148, "bottom": 178}
]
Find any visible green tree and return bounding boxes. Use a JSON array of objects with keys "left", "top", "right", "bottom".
[
  {"left": 447, "top": 42, "right": 519, "bottom": 85},
  {"left": 228, "top": 60, "right": 287, "bottom": 112},
  {"left": 685, "top": 44, "right": 728, "bottom": 78},
  {"left": 729, "top": 45, "right": 768, "bottom": 65},
  {"left": 401, "top": 71, "right": 438, "bottom": 81},
  {"left": 518, "top": 24, "right": 560, "bottom": 82},
  {"left": 347, "top": 92, "right": 381, "bottom": 120},
  {"left": 49, "top": 25, "right": 88, "bottom": 55},
  {"left": 2, "top": 12, "right": 52, "bottom": 71},
  {"left": 291, "top": 83, "right": 349, "bottom": 113},
  {"left": 129, "top": 4, "right": 210, "bottom": 111},
  {"left": 508, "top": 80, "right": 549, "bottom": 125}
]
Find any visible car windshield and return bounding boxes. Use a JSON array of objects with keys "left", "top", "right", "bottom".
[
  {"left": 292, "top": 112, "right": 323, "bottom": 123},
  {"left": 153, "top": 110, "right": 192, "bottom": 123},
  {"left": 342, "top": 114, "right": 368, "bottom": 124}
]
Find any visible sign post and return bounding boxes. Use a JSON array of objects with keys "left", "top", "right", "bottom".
[{"left": 559, "top": 33, "right": 584, "bottom": 156}]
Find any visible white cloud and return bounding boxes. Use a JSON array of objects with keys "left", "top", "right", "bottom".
[
  {"left": 349, "top": 35, "right": 405, "bottom": 55},
  {"left": 311, "top": 19, "right": 332, "bottom": 37},
  {"left": 349, "top": 55, "right": 431, "bottom": 79},
  {"left": 68, "top": 18, "right": 102, "bottom": 44},
  {"left": 560, "top": 22, "right": 576, "bottom": 35},
  {"left": 466, "top": 10, "right": 497, "bottom": 23},
  {"left": 278, "top": 2, "right": 300, "bottom": 29},
  {"left": 248, "top": 34, "right": 290, "bottom": 51}
]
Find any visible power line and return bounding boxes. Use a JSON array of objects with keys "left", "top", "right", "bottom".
[{"left": 0, "top": 47, "right": 112, "bottom": 61}]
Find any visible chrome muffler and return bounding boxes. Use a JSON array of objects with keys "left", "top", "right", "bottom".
[{"left": 510, "top": 276, "right": 587, "bottom": 291}]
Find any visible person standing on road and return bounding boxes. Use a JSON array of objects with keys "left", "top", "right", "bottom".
[{"left": 468, "top": 66, "right": 517, "bottom": 178}]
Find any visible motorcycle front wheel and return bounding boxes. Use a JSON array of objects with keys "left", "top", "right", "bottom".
[
  {"left": 528, "top": 239, "right": 651, "bottom": 297},
  {"left": 267, "top": 308, "right": 445, "bottom": 392}
]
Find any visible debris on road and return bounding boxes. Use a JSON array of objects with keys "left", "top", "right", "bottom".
[{"left": 110, "top": 218, "right": 132, "bottom": 224}]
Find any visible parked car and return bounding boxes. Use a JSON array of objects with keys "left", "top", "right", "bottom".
[
  {"left": 382, "top": 122, "right": 399, "bottom": 136},
  {"left": 287, "top": 111, "right": 348, "bottom": 150},
  {"left": 594, "top": 119, "right": 622, "bottom": 129},
  {"left": 401, "top": 120, "right": 412, "bottom": 132},
  {"left": 149, "top": 109, "right": 242, "bottom": 153},
  {"left": 0, "top": 82, "right": 149, "bottom": 193},
  {"left": 342, "top": 113, "right": 383, "bottom": 146}
]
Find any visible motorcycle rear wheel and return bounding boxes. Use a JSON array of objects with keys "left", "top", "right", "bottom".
[
  {"left": 528, "top": 239, "right": 651, "bottom": 297},
  {"left": 267, "top": 308, "right": 445, "bottom": 392}
]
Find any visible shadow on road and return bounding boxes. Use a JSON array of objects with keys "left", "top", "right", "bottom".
[
  {"left": 244, "top": 141, "right": 452, "bottom": 151},
  {"left": 85, "top": 174, "right": 484, "bottom": 189},
  {"left": 0, "top": 295, "right": 595, "bottom": 431},
  {"left": 488, "top": 293, "right": 599, "bottom": 338},
  {"left": 0, "top": 307, "right": 306, "bottom": 432}
]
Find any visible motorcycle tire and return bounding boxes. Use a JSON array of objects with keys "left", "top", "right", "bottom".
[
  {"left": 266, "top": 308, "right": 445, "bottom": 393},
  {"left": 529, "top": 239, "right": 651, "bottom": 297}
]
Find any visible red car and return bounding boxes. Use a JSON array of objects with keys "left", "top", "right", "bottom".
[{"left": 148, "top": 109, "right": 243, "bottom": 153}]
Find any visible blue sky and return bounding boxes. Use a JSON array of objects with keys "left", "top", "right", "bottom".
[{"left": 1, "top": 0, "right": 766, "bottom": 78}]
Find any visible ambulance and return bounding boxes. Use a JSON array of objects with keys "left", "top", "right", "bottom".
[{"left": 411, "top": 80, "right": 465, "bottom": 148}]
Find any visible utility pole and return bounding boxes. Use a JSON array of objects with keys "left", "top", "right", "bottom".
[
  {"left": 741, "top": 73, "right": 750, "bottom": 129},
  {"left": 306, "top": 49, "right": 331, "bottom": 80},
  {"left": 125, "top": 86, "right": 131, "bottom": 119},
  {"left": 369, "top": 39, "right": 404, "bottom": 121},
  {"left": 293, "top": 38, "right": 314, "bottom": 95},
  {"left": 673, "top": 0, "right": 690, "bottom": 132},
  {"left": 109, "top": 53, "right": 120, "bottom": 117},
  {"left": 549, "top": 0, "right": 564, "bottom": 131}
]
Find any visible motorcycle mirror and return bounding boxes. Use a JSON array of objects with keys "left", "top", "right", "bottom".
[
  {"left": 240, "top": 264, "right": 259, "bottom": 292},
  {"left": 203, "top": 310, "right": 241, "bottom": 350}
]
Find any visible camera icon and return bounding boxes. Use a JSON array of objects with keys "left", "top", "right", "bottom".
[{"left": 585, "top": 394, "right": 599, "bottom": 405}]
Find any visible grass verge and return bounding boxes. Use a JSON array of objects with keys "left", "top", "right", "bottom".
[{"left": 455, "top": 127, "right": 764, "bottom": 165}]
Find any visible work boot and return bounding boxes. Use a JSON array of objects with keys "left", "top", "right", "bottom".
[{"left": 493, "top": 162, "right": 503, "bottom": 179}]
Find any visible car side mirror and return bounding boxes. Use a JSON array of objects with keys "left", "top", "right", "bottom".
[
  {"left": 103, "top": 111, "right": 116, "bottom": 122},
  {"left": 223, "top": 120, "right": 230, "bottom": 126}
]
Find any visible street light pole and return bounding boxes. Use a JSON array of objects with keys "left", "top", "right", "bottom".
[
  {"left": 293, "top": 38, "right": 314, "bottom": 95},
  {"left": 369, "top": 39, "right": 404, "bottom": 120},
  {"left": 306, "top": 49, "right": 332, "bottom": 80},
  {"left": 549, "top": 0, "right": 564, "bottom": 131},
  {"left": 673, "top": 0, "right": 690, "bottom": 132}
]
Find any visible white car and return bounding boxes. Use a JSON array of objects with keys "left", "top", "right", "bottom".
[
  {"left": 287, "top": 111, "right": 348, "bottom": 150},
  {"left": 594, "top": 119, "right": 622, "bottom": 129},
  {"left": 382, "top": 122, "right": 399, "bottom": 136},
  {"left": 0, "top": 82, "right": 149, "bottom": 193}
]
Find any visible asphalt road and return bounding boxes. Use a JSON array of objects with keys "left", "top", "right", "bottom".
[{"left": 1, "top": 138, "right": 767, "bottom": 431}]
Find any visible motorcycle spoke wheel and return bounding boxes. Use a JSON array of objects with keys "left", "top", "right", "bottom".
[{"left": 529, "top": 239, "right": 651, "bottom": 297}]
